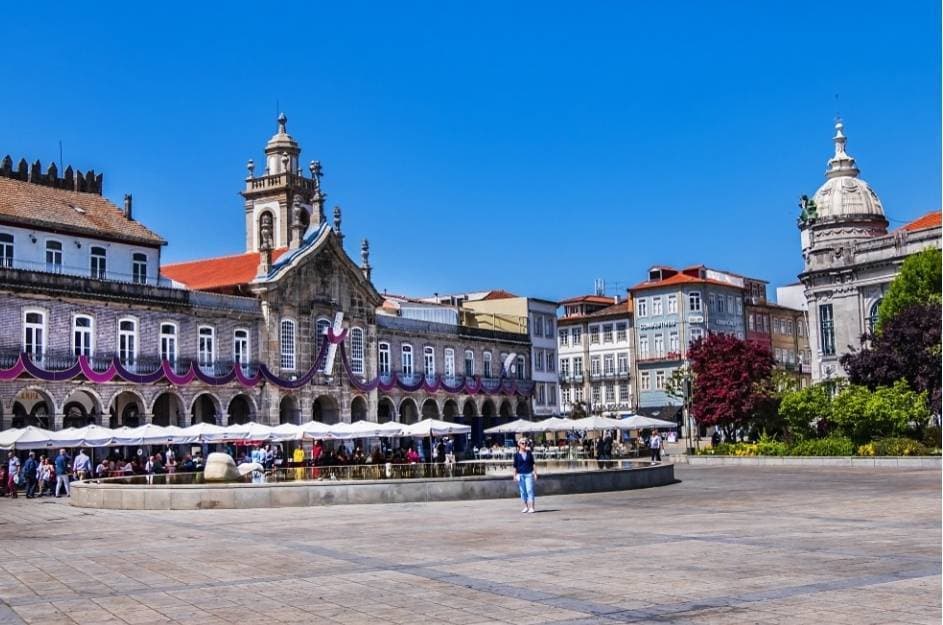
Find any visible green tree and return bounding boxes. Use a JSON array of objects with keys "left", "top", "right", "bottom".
[
  {"left": 876, "top": 248, "right": 942, "bottom": 332},
  {"left": 830, "top": 380, "right": 930, "bottom": 444},
  {"left": 778, "top": 384, "right": 831, "bottom": 441}
]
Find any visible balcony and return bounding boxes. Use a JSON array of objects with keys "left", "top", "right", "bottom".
[
  {"left": 589, "top": 371, "right": 630, "bottom": 381},
  {"left": 637, "top": 351, "right": 683, "bottom": 364},
  {"left": 559, "top": 373, "right": 584, "bottom": 384},
  {"left": 0, "top": 348, "right": 262, "bottom": 378}
]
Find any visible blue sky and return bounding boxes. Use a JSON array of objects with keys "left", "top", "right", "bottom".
[{"left": 2, "top": 2, "right": 939, "bottom": 301}]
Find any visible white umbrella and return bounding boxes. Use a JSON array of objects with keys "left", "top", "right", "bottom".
[
  {"left": 48, "top": 427, "right": 86, "bottom": 447},
  {"left": 531, "top": 416, "right": 576, "bottom": 432},
  {"left": 300, "top": 420, "right": 334, "bottom": 439},
  {"left": 123, "top": 423, "right": 179, "bottom": 445},
  {"left": 241, "top": 422, "right": 275, "bottom": 441},
  {"left": 108, "top": 426, "right": 138, "bottom": 446},
  {"left": 329, "top": 420, "right": 405, "bottom": 439},
  {"left": 178, "top": 422, "right": 229, "bottom": 443},
  {"left": 79, "top": 424, "right": 121, "bottom": 447},
  {"left": 403, "top": 419, "right": 471, "bottom": 437},
  {"left": 568, "top": 415, "right": 634, "bottom": 432},
  {"left": 270, "top": 423, "right": 303, "bottom": 441},
  {"left": 620, "top": 415, "right": 678, "bottom": 430},
  {"left": 483, "top": 418, "right": 539, "bottom": 434},
  {"left": 0, "top": 426, "right": 55, "bottom": 450}
]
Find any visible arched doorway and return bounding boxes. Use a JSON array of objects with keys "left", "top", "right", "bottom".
[
  {"left": 110, "top": 391, "right": 145, "bottom": 428},
  {"left": 378, "top": 397, "right": 395, "bottom": 423},
  {"left": 12, "top": 388, "right": 55, "bottom": 429},
  {"left": 280, "top": 396, "right": 300, "bottom": 424},
  {"left": 443, "top": 400, "right": 459, "bottom": 421},
  {"left": 421, "top": 398, "right": 439, "bottom": 420},
  {"left": 152, "top": 392, "right": 185, "bottom": 427},
  {"left": 61, "top": 389, "right": 101, "bottom": 428},
  {"left": 463, "top": 398, "right": 479, "bottom": 450},
  {"left": 190, "top": 393, "right": 220, "bottom": 425},
  {"left": 351, "top": 396, "right": 368, "bottom": 421},
  {"left": 515, "top": 399, "right": 531, "bottom": 419},
  {"left": 313, "top": 395, "right": 339, "bottom": 424},
  {"left": 480, "top": 399, "right": 496, "bottom": 447},
  {"left": 399, "top": 398, "right": 419, "bottom": 425},
  {"left": 499, "top": 399, "right": 513, "bottom": 421},
  {"left": 228, "top": 395, "right": 254, "bottom": 425}
]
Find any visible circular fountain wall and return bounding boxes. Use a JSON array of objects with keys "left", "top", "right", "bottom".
[{"left": 70, "top": 461, "right": 676, "bottom": 510}]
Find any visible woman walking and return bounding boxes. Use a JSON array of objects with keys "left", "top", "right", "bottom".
[
  {"left": 513, "top": 438, "right": 537, "bottom": 514},
  {"left": 650, "top": 430, "right": 663, "bottom": 464}
]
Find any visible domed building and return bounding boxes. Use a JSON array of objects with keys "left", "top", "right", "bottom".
[{"left": 797, "top": 121, "right": 940, "bottom": 383}]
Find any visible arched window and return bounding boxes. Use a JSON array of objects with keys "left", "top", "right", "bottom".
[
  {"left": 0, "top": 233, "right": 13, "bottom": 268},
  {"left": 349, "top": 327, "right": 364, "bottom": 375},
  {"left": 72, "top": 315, "right": 94, "bottom": 357},
  {"left": 483, "top": 352, "right": 493, "bottom": 378},
  {"left": 132, "top": 253, "right": 148, "bottom": 284},
  {"left": 516, "top": 355, "right": 526, "bottom": 380},
  {"left": 45, "top": 240, "right": 62, "bottom": 273},
  {"left": 24, "top": 310, "right": 46, "bottom": 362},
  {"left": 423, "top": 346, "right": 435, "bottom": 377},
  {"left": 378, "top": 342, "right": 391, "bottom": 376},
  {"left": 90, "top": 246, "right": 107, "bottom": 279},
  {"left": 118, "top": 318, "right": 138, "bottom": 367},
  {"left": 444, "top": 347, "right": 455, "bottom": 377},
  {"left": 315, "top": 318, "right": 331, "bottom": 356},
  {"left": 401, "top": 344, "right": 414, "bottom": 376},
  {"left": 867, "top": 299, "right": 882, "bottom": 333},
  {"left": 197, "top": 326, "right": 215, "bottom": 372},
  {"left": 464, "top": 349, "right": 475, "bottom": 377},
  {"left": 233, "top": 328, "right": 250, "bottom": 369},
  {"left": 280, "top": 319, "right": 296, "bottom": 370},
  {"left": 160, "top": 323, "right": 178, "bottom": 365}
]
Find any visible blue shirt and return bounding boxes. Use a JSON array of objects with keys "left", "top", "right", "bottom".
[
  {"left": 54, "top": 454, "right": 69, "bottom": 475},
  {"left": 513, "top": 450, "right": 535, "bottom": 474}
]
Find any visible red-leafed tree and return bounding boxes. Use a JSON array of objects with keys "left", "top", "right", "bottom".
[{"left": 688, "top": 333, "right": 775, "bottom": 439}]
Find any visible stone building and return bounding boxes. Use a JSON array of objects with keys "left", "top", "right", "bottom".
[
  {"left": 0, "top": 116, "right": 533, "bottom": 439},
  {"left": 797, "top": 120, "right": 941, "bottom": 383}
]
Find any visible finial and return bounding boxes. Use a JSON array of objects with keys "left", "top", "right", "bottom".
[
  {"left": 333, "top": 205, "right": 342, "bottom": 230},
  {"left": 360, "top": 238, "right": 372, "bottom": 281},
  {"left": 825, "top": 118, "right": 859, "bottom": 179},
  {"left": 277, "top": 112, "right": 287, "bottom": 134},
  {"left": 246, "top": 159, "right": 255, "bottom": 178}
]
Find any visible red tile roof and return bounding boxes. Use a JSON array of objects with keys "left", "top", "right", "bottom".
[
  {"left": 482, "top": 289, "right": 518, "bottom": 300},
  {"left": 898, "top": 211, "right": 941, "bottom": 233},
  {"left": 162, "top": 248, "right": 288, "bottom": 290},
  {"left": 559, "top": 294, "right": 615, "bottom": 305},
  {"left": 630, "top": 272, "right": 741, "bottom": 292},
  {"left": 0, "top": 177, "right": 165, "bottom": 246}
]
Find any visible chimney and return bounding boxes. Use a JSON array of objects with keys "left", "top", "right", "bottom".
[
  {"left": 123, "top": 194, "right": 133, "bottom": 220},
  {"left": 613, "top": 294, "right": 620, "bottom": 304}
]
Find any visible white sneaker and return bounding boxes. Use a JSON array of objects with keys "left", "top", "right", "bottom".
[
  {"left": 527, "top": 508, "right": 535, "bottom": 514},
  {"left": 521, "top": 507, "right": 529, "bottom": 513}
]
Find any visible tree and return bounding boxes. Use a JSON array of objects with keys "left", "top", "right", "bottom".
[
  {"left": 778, "top": 384, "right": 831, "bottom": 441},
  {"left": 876, "top": 248, "right": 941, "bottom": 332},
  {"left": 830, "top": 380, "right": 931, "bottom": 444},
  {"left": 687, "top": 333, "right": 774, "bottom": 440},
  {"left": 841, "top": 303, "right": 942, "bottom": 415}
]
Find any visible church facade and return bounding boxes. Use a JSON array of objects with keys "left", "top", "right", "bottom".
[
  {"left": 0, "top": 116, "right": 533, "bottom": 443},
  {"left": 797, "top": 121, "right": 941, "bottom": 383}
]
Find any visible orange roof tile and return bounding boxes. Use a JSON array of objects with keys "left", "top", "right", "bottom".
[
  {"left": 0, "top": 177, "right": 165, "bottom": 246},
  {"left": 898, "top": 211, "right": 941, "bottom": 232},
  {"left": 482, "top": 289, "right": 518, "bottom": 300},
  {"left": 630, "top": 272, "right": 742, "bottom": 292},
  {"left": 559, "top": 294, "right": 615, "bottom": 305},
  {"left": 162, "top": 248, "right": 288, "bottom": 290}
]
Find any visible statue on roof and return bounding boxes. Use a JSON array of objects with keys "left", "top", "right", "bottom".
[{"left": 799, "top": 194, "right": 817, "bottom": 223}]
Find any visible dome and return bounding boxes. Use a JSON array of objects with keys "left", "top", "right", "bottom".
[
  {"left": 810, "top": 121, "right": 884, "bottom": 219},
  {"left": 265, "top": 112, "right": 299, "bottom": 154}
]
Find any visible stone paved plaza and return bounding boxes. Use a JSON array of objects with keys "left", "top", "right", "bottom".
[{"left": 0, "top": 465, "right": 939, "bottom": 625}]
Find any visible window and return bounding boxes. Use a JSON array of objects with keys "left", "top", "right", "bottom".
[
  {"left": 589, "top": 326, "right": 600, "bottom": 344},
  {"left": 655, "top": 370, "right": 666, "bottom": 390},
  {"left": 161, "top": 323, "right": 179, "bottom": 365},
  {"left": 591, "top": 356, "right": 601, "bottom": 376},
  {"left": 197, "top": 326, "right": 214, "bottom": 371},
  {"left": 617, "top": 352, "right": 629, "bottom": 374},
  {"left": 572, "top": 327, "right": 582, "bottom": 345},
  {"left": 0, "top": 233, "right": 12, "bottom": 268},
  {"left": 131, "top": 253, "right": 147, "bottom": 284},
  {"left": 545, "top": 317, "right": 554, "bottom": 336},
  {"left": 689, "top": 327, "right": 704, "bottom": 344},
  {"left": 637, "top": 298, "right": 648, "bottom": 317},
  {"left": 45, "top": 240, "right": 62, "bottom": 273},
  {"left": 640, "top": 372, "right": 651, "bottom": 391},
  {"left": 819, "top": 304, "right": 835, "bottom": 356},
  {"left": 708, "top": 294, "right": 716, "bottom": 313},
  {"left": 533, "top": 315, "right": 544, "bottom": 338},
  {"left": 654, "top": 334, "right": 665, "bottom": 357},
  {"left": 547, "top": 350, "right": 556, "bottom": 372},
  {"left": 401, "top": 344, "right": 414, "bottom": 376},
  {"left": 735, "top": 297, "right": 742, "bottom": 315},
  {"left": 233, "top": 328, "right": 249, "bottom": 369},
  {"left": 573, "top": 356, "right": 583, "bottom": 377},
  {"left": 667, "top": 295, "right": 678, "bottom": 314},
  {"left": 786, "top": 320, "right": 794, "bottom": 335},
  {"left": 639, "top": 336, "right": 649, "bottom": 358},
  {"left": 378, "top": 342, "right": 391, "bottom": 376},
  {"left": 652, "top": 297, "right": 663, "bottom": 316},
  {"left": 536, "top": 383, "right": 545, "bottom": 406},
  {"left": 726, "top": 296, "right": 734, "bottom": 314},
  {"left": 591, "top": 384, "right": 601, "bottom": 405},
  {"left": 616, "top": 322, "right": 627, "bottom": 342},
  {"left": 349, "top": 328, "right": 364, "bottom": 375},
  {"left": 602, "top": 324, "right": 613, "bottom": 343},
  {"left": 24, "top": 311, "right": 46, "bottom": 361},
  {"left": 748, "top": 313, "right": 755, "bottom": 331},
  {"left": 688, "top": 291, "right": 702, "bottom": 313},
  {"left": 561, "top": 387, "right": 570, "bottom": 406},
  {"left": 73, "top": 315, "right": 93, "bottom": 357},
  {"left": 515, "top": 355, "right": 526, "bottom": 380},
  {"left": 798, "top": 322, "right": 805, "bottom": 337},
  {"left": 574, "top": 386, "right": 584, "bottom": 403},
  {"left": 867, "top": 300, "right": 881, "bottom": 333},
  {"left": 424, "top": 346, "right": 436, "bottom": 377},
  {"left": 444, "top": 348, "right": 455, "bottom": 377},
  {"left": 118, "top": 318, "right": 138, "bottom": 367},
  {"left": 534, "top": 349, "right": 544, "bottom": 372},
  {"left": 483, "top": 351, "right": 492, "bottom": 378},
  {"left": 560, "top": 358, "right": 570, "bottom": 377},
  {"left": 618, "top": 382, "right": 629, "bottom": 401},
  {"left": 603, "top": 354, "right": 614, "bottom": 375},
  {"left": 280, "top": 319, "right": 296, "bottom": 370},
  {"left": 90, "top": 246, "right": 107, "bottom": 280},
  {"left": 559, "top": 328, "right": 569, "bottom": 346},
  {"left": 604, "top": 383, "right": 615, "bottom": 403},
  {"left": 315, "top": 318, "right": 331, "bottom": 357},
  {"left": 669, "top": 331, "right": 679, "bottom": 352}
]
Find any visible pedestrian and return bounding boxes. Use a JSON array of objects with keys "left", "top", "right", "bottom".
[
  {"left": 38, "top": 457, "right": 53, "bottom": 496},
  {"left": 650, "top": 430, "right": 663, "bottom": 464},
  {"left": 73, "top": 448, "right": 92, "bottom": 481},
  {"left": 54, "top": 448, "right": 71, "bottom": 497},
  {"left": 6, "top": 452, "right": 21, "bottom": 499},
  {"left": 711, "top": 430, "right": 721, "bottom": 447},
  {"left": 513, "top": 438, "right": 537, "bottom": 514},
  {"left": 23, "top": 452, "right": 38, "bottom": 498}
]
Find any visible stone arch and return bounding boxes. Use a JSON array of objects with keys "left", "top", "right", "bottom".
[
  {"left": 421, "top": 398, "right": 439, "bottom": 420},
  {"left": 12, "top": 387, "right": 57, "bottom": 429},
  {"left": 151, "top": 391, "right": 186, "bottom": 427},
  {"left": 110, "top": 390, "right": 147, "bottom": 428},
  {"left": 377, "top": 396, "right": 395, "bottom": 423},
  {"left": 62, "top": 388, "right": 103, "bottom": 428},
  {"left": 479, "top": 398, "right": 497, "bottom": 447},
  {"left": 280, "top": 395, "right": 300, "bottom": 424},
  {"left": 462, "top": 398, "right": 477, "bottom": 419},
  {"left": 398, "top": 397, "right": 419, "bottom": 425},
  {"left": 443, "top": 399, "right": 459, "bottom": 421},
  {"left": 515, "top": 399, "right": 531, "bottom": 419},
  {"left": 499, "top": 399, "right": 513, "bottom": 419},
  {"left": 228, "top": 394, "right": 256, "bottom": 425},
  {"left": 312, "top": 395, "right": 339, "bottom": 424},
  {"left": 190, "top": 392, "right": 222, "bottom": 425},
  {"left": 350, "top": 396, "right": 368, "bottom": 421}
]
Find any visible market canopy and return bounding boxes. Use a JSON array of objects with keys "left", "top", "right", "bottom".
[
  {"left": 483, "top": 418, "right": 540, "bottom": 434},
  {"left": 329, "top": 420, "right": 405, "bottom": 439},
  {"left": 403, "top": 419, "right": 471, "bottom": 437},
  {"left": 530, "top": 416, "right": 577, "bottom": 432},
  {"left": 178, "top": 422, "right": 229, "bottom": 443},
  {"left": 619, "top": 415, "right": 678, "bottom": 430},
  {"left": 567, "top": 415, "right": 636, "bottom": 432},
  {"left": 0, "top": 426, "right": 55, "bottom": 450}
]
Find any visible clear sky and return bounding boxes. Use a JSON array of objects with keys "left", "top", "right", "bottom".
[{"left": 2, "top": 2, "right": 939, "bottom": 301}]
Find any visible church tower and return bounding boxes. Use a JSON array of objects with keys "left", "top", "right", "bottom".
[{"left": 241, "top": 113, "right": 326, "bottom": 252}]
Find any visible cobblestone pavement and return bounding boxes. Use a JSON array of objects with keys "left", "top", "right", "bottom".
[{"left": 0, "top": 465, "right": 939, "bottom": 625}]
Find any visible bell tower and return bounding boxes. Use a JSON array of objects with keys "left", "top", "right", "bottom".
[{"left": 241, "top": 113, "right": 324, "bottom": 252}]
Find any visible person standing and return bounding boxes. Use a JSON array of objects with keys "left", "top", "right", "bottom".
[
  {"left": 23, "top": 452, "right": 38, "bottom": 498},
  {"left": 6, "top": 452, "right": 21, "bottom": 499},
  {"left": 54, "top": 448, "right": 71, "bottom": 497},
  {"left": 650, "top": 430, "right": 663, "bottom": 464},
  {"left": 73, "top": 448, "right": 92, "bottom": 481},
  {"left": 513, "top": 438, "right": 537, "bottom": 514}
]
